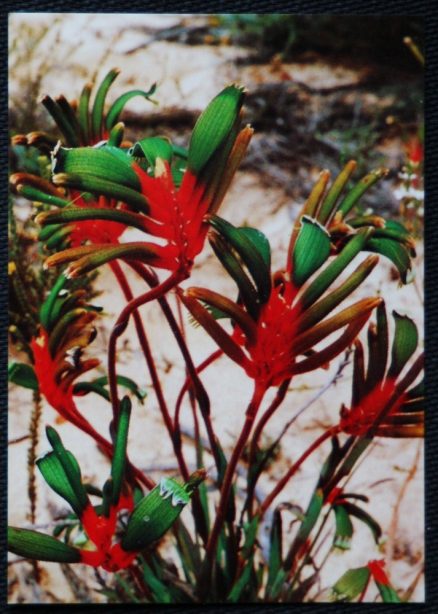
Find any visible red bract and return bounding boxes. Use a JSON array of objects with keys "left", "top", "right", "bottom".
[
  {"left": 79, "top": 494, "right": 137, "bottom": 572},
  {"left": 339, "top": 379, "right": 400, "bottom": 436},
  {"left": 367, "top": 559, "right": 390, "bottom": 586},
  {"left": 31, "top": 327, "right": 99, "bottom": 424},
  {"left": 68, "top": 192, "right": 128, "bottom": 247},
  {"left": 236, "top": 280, "right": 300, "bottom": 387},
  {"left": 132, "top": 159, "right": 210, "bottom": 277}
]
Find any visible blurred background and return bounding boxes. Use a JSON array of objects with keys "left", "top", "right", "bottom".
[{"left": 9, "top": 13, "right": 424, "bottom": 604}]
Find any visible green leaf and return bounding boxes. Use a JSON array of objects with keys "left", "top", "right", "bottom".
[
  {"left": 111, "top": 397, "right": 132, "bottom": 505},
  {"left": 41, "top": 96, "right": 80, "bottom": 147},
  {"left": 52, "top": 146, "right": 140, "bottom": 190},
  {"left": 91, "top": 68, "right": 120, "bottom": 140},
  {"left": 292, "top": 216, "right": 331, "bottom": 286},
  {"left": 366, "top": 237, "right": 411, "bottom": 283},
  {"left": 209, "top": 232, "right": 260, "bottom": 319},
  {"left": 8, "top": 362, "right": 38, "bottom": 391},
  {"left": 333, "top": 505, "right": 353, "bottom": 550},
  {"left": 129, "top": 137, "right": 173, "bottom": 167},
  {"left": 209, "top": 216, "right": 271, "bottom": 302},
  {"left": 122, "top": 472, "right": 204, "bottom": 551},
  {"left": 227, "top": 556, "right": 254, "bottom": 602},
  {"left": 337, "top": 168, "right": 388, "bottom": 218},
  {"left": 300, "top": 228, "right": 373, "bottom": 309},
  {"left": 332, "top": 566, "right": 370, "bottom": 602},
  {"left": 82, "top": 375, "right": 147, "bottom": 402},
  {"left": 36, "top": 450, "right": 84, "bottom": 517},
  {"left": 52, "top": 172, "right": 149, "bottom": 214},
  {"left": 343, "top": 503, "right": 382, "bottom": 545},
  {"left": 39, "top": 273, "right": 68, "bottom": 331},
  {"left": 78, "top": 82, "right": 92, "bottom": 144},
  {"left": 106, "top": 83, "right": 157, "bottom": 129},
  {"left": 188, "top": 85, "right": 245, "bottom": 174},
  {"left": 16, "top": 184, "right": 69, "bottom": 208},
  {"left": 38, "top": 205, "right": 148, "bottom": 234},
  {"left": 140, "top": 557, "right": 172, "bottom": 603},
  {"left": 266, "top": 508, "right": 283, "bottom": 594},
  {"left": 388, "top": 312, "right": 419, "bottom": 378},
  {"left": 318, "top": 160, "right": 357, "bottom": 224},
  {"left": 241, "top": 516, "right": 259, "bottom": 559},
  {"left": 377, "top": 583, "right": 401, "bottom": 603},
  {"left": 107, "top": 122, "right": 125, "bottom": 147},
  {"left": 239, "top": 227, "right": 271, "bottom": 269},
  {"left": 8, "top": 527, "right": 81, "bottom": 563},
  {"left": 45, "top": 427, "right": 89, "bottom": 515}
]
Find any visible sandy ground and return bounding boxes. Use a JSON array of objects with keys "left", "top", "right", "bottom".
[{"left": 8, "top": 13, "right": 424, "bottom": 603}]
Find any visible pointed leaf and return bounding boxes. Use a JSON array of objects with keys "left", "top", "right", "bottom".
[
  {"left": 52, "top": 146, "right": 140, "bottom": 190},
  {"left": 36, "top": 450, "right": 84, "bottom": 517},
  {"left": 333, "top": 505, "right": 353, "bottom": 550},
  {"left": 111, "top": 397, "right": 132, "bottom": 505},
  {"left": 343, "top": 503, "right": 382, "bottom": 544},
  {"left": 318, "top": 160, "right": 357, "bottom": 224},
  {"left": 39, "top": 273, "right": 68, "bottom": 331},
  {"left": 209, "top": 232, "right": 260, "bottom": 319},
  {"left": 106, "top": 83, "right": 157, "bottom": 129},
  {"left": 292, "top": 216, "right": 331, "bottom": 287},
  {"left": 239, "top": 227, "right": 271, "bottom": 269},
  {"left": 208, "top": 216, "right": 271, "bottom": 302},
  {"left": 37, "top": 206, "right": 148, "bottom": 234},
  {"left": 45, "top": 427, "right": 89, "bottom": 515},
  {"left": 188, "top": 85, "right": 245, "bottom": 174},
  {"left": 91, "top": 68, "right": 120, "bottom": 140},
  {"left": 366, "top": 237, "right": 411, "bottom": 283},
  {"left": 8, "top": 527, "right": 81, "bottom": 563},
  {"left": 332, "top": 566, "right": 370, "bottom": 602},
  {"left": 300, "top": 228, "right": 374, "bottom": 310},
  {"left": 8, "top": 362, "right": 38, "bottom": 391},
  {"left": 129, "top": 137, "right": 173, "bottom": 167},
  {"left": 388, "top": 312, "right": 419, "bottom": 378},
  {"left": 337, "top": 168, "right": 388, "bottom": 218},
  {"left": 52, "top": 173, "right": 149, "bottom": 213},
  {"left": 122, "top": 471, "right": 205, "bottom": 551},
  {"left": 267, "top": 508, "right": 283, "bottom": 592}
]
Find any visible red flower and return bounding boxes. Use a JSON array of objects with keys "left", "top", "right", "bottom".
[
  {"left": 78, "top": 493, "right": 137, "bottom": 572},
  {"left": 367, "top": 559, "right": 390, "bottom": 586},
  {"left": 131, "top": 159, "right": 210, "bottom": 277},
  {"left": 406, "top": 135, "right": 423, "bottom": 167},
  {"left": 31, "top": 327, "right": 99, "bottom": 427},
  {"left": 68, "top": 192, "right": 128, "bottom": 247},
  {"left": 339, "top": 379, "right": 402, "bottom": 437},
  {"left": 236, "top": 280, "right": 301, "bottom": 387}
]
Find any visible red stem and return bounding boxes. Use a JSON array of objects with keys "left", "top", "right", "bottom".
[
  {"left": 259, "top": 425, "right": 341, "bottom": 517},
  {"left": 203, "top": 382, "right": 266, "bottom": 580},
  {"left": 249, "top": 379, "right": 291, "bottom": 465},
  {"left": 109, "top": 261, "right": 190, "bottom": 481},
  {"left": 107, "top": 270, "right": 181, "bottom": 422},
  {"left": 127, "top": 262, "right": 223, "bottom": 474},
  {"left": 63, "top": 397, "right": 154, "bottom": 489}
]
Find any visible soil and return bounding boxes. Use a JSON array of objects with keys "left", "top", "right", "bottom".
[{"left": 8, "top": 13, "right": 424, "bottom": 603}]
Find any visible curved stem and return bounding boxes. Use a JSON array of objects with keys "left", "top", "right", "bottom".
[
  {"left": 201, "top": 382, "right": 266, "bottom": 592},
  {"left": 62, "top": 396, "right": 154, "bottom": 489},
  {"left": 107, "top": 270, "right": 181, "bottom": 422},
  {"left": 249, "top": 379, "right": 291, "bottom": 465},
  {"left": 109, "top": 261, "right": 190, "bottom": 481},
  {"left": 259, "top": 425, "right": 341, "bottom": 518},
  {"left": 127, "top": 262, "right": 223, "bottom": 475},
  {"left": 244, "top": 379, "right": 291, "bottom": 518},
  {"left": 174, "top": 348, "right": 223, "bottom": 436}
]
